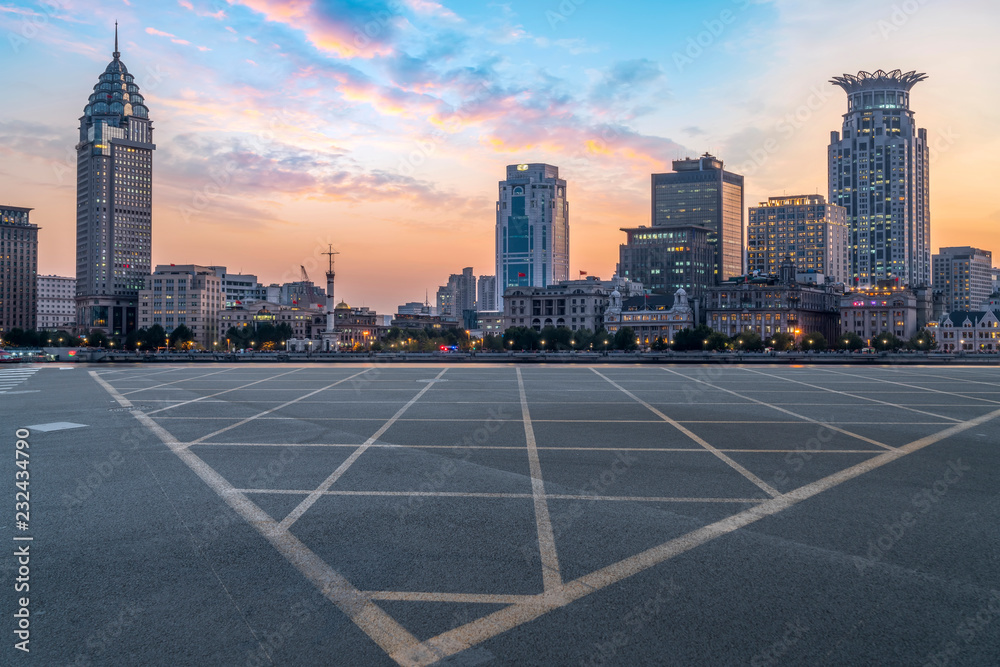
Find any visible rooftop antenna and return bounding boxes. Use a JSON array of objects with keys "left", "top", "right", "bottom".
[{"left": 113, "top": 21, "right": 120, "bottom": 59}]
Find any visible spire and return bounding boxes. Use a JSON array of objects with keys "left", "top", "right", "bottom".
[{"left": 113, "top": 21, "right": 120, "bottom": 59}]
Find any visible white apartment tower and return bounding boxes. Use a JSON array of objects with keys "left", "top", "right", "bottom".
[{"left": 829, "top": 69, "right": 930, "bottom": 288}]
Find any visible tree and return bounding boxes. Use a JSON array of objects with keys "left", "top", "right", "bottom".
[
  {"left": 873, "top": 332, "right": 904, "bottom": 352},
  {"left": 592, "top": 327, "right": 613, "bottom": 351},
  {"left": 765, "top": 332, "right": 796, "bottom": 351},
  {"left": 170, "top": 324, "right": 194, "bottom": 349},
  {"left": 146, "top": 324, "right": 167, "bottom": 349},
  {"left": 613, "top": 326, "right": 638, "bottom": 351},
  {"left": 482, "top": 334, "right": 504, "bottom": 352},
  {"left": 650, "top": 336, "right": 669, "bottom": 351},
  {"left": 799, "top": 333, "right": 828, "bottom": 351},
  {"left": 731, "top": 331, "right": 765, "bottom": 352},
  {"left": 672, "top": 325, "right": 716, "bottom": 351},
  {"left": 834, "top": 332, "right": 865, "bottom": 352},
  {"left": 502, "top": 327, "right": 540, "bottom": 351},
  {"left": 124, "top": 329, "right": 144, "bottom": 351},
  {"left": 87, "top": 329, "right": 109, "bottom": 348},
  {"left": 704, "top": 332, "right": 728, "bottom": 351},
  {"left": 571, "top": 327, "right": 593, "bottom": 351},
  {"left": 908, "top": 329, "right": 936, "bottom": 351}
]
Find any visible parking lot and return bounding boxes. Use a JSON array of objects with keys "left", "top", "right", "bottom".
[{"left": 4, "top": 363, "right": 1000, "bottom": 665}]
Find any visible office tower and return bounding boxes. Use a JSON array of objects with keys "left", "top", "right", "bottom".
[
  {"left": 477, "top": 275, "right": 497, "bottom": 312},
  {"left": 933, "top": 246, "right": 994, "bottom": 312},
  {"left": 0, "top": 206, "right": 38, "bottom": 333},
  {"left": 496, "top": 164, "right": 570, "bottom": 306},
  {"left": 618, "top": 225, "right": 714, "bottom": 299},
  {"left": 138, "top": 265, "right": 223, "bottom": 348},
  {"left": 37, "top": 275, "right": 76, "bottom": 331},
  {"left": 829, "top": 69, "right": 930, "bottom": 287},
  {"left": 748, "top": 195, "right": 849, "bottom": 282},
  {"left": 650, "top": 153, "right": 744, "bottom": 283},
  {"left": 437, "top": 268, "right": 476, "bottom": 317},
  {"left": 75, "top": 26, "right": 155, "bottom": 336}
]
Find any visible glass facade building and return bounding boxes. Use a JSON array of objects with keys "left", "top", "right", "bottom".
[
  {"left": 618, "top": 225, "right": 714, "bottom": 299},
  {"left": 650, "top": 154, "right": 744, "bottom": 284},
  {"left": 495, "top": 164, "right": 569, "bottom": 307},
  {"left": 828, "top": 69, "right": 930, "bottom": 288},
  {"left": 75, "top": 27, "right": 155, "bottom": 336}
]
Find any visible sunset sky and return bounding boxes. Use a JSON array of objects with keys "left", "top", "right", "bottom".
[{"left": 1, "top": 0, "right": 998, "bottom": 313}]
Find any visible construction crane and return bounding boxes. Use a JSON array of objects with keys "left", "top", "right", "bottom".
[{"left": 300, "top": 265, "right": 310, "bottom": 283}]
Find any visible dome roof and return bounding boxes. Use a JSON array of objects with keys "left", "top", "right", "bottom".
[
  {"left": 83, "top": 26, "right": 149, "bottom": 120},
  {"left": 336, "top": 301, "right": 350, "bottom": 309}
]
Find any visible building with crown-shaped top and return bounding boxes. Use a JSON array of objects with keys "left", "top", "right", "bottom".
[{"left": 75, "top": 25, "right": 155, "bottom": 336}]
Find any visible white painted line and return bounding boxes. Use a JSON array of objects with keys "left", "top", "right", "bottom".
[
  {"left": 144, "top": 368, "right": 307, "bottom": 415},
  {"left": 517, "top": 368, "right": 563, "bottom": 594},
  {"left": 90, "top": 371, "right": 435, "bottom": 667},
  {"left": 818, "top": 368, "right": 1000, "bottom": 406},
  {"left": 408, "top": 406, "right": 1000, "bottom": 667},
  {"left": 364, "top": 591, "right": 537, "bottom": 605},
  {"left": 24, "top": 422, "right": 88, "bottom": 432},
  {"left": 120, "top": 367, "right": 237, "bottom": 396},
  {"left": 0, "top": 390, "right": 40, "bottom": 395},
  {"left": 236, "top": 488, "right": 767, "bottom": 503},
  {"left": 193, "top": 443, "right": 884, "bottom": 454},
  {"left": 189, "top": 369, "right": 376, "bottom": 446},
  {"left": 739, "top": 367, "right": 964, "bottom": 423},
  {"left": 278, "top": 369, "right": 449, "bottom": 531},
  {"left": 660, "top": 368, "right": 896, "bottom": 452},
  {"left": 591, "top": 369, "right": 781, "bottom": 497}
]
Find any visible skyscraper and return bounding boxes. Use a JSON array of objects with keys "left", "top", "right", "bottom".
[
  {"left": 829, "top": 69, "right": 930, "bottom": 288},
  {"left": 0, "top": 206, "right": 38, "bottom": 333},
  {"left": 748, "top": 195, "right": 849, "bottom": 283},
  {"left": 75, "top": 25, "right": 155, "bottom": 336},
  {"left": 933, "top": 246, "right": 994, "bottom": 313},
  {"left": 476, "top": 275, "right": 497, "bottom": 312},
  {"left": 495, "top": 164, "right": 569, "bottom": 307},
  {"left": 650, "top": 154, "right": 744, "bottom": 283}
]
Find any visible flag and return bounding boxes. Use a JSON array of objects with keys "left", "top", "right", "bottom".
[
  {"left": 518, "top": 272, "right": 526, "bottom": 278},
  {"left": 580, "top": 270, "right": 588, "bottom": 276},
  {"left": 235, "top": 300, "right": 242, "bottom": 305}
]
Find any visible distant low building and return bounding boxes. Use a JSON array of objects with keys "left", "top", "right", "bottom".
[
  {"left": 839, "top": 281, "right": 920, "bottom": 343},
  {"left": 334, "top": 301, "right": 386, "bottom": 348},
  {"left": 604, "top": 288, "right": 696, "bottom": 346},
  {"left": 391, "top": 312, "right": 447, "bottom": 331},
  {"left": 936, "top": 309, "right": 999, "bottom": 352},
  {"left": 476, "top": 311, "right": 504, "bottom": 336},
  {"left": 37, "top": 275, "right": 76, "bottom": 331},
  {"left": 218, "top": 301, "right": 325, "bottom": 345},
  {"left": 706, "top": 269, "right": 841, "bottom": 340},
  {"left": 503, "top": 275, "right": 642, "bottom": 332}
]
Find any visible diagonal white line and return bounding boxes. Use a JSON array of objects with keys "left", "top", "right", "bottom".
[
  {"left": 739, "top": 367, "right": 964, "bottom": 423},
  {"left": 91, "top": 370, "right": 435, "bottom": 667},
  {"left": 278, "top": 368, "right": 449, "bottom": 531},
  {"left": 590, "top": 368, "right": 781, "bottom": 497},
  {"left": 144, "top": 368, "right": 307, "bottom": 415},
  {"left": 517, "top": 367, "right": 563, "bottom": 593},
  {"left": 818, "top": 367, "right": 1000, "bottom": 406},
  {"left": 660, "top": 367, "right": 896, "bottom": 452},
  {"left": 407, "top": 405, "right": 1000, "bottom": 667},
  {"left": 121, "top": 367, "right": 237, "bottom": 395},
  {"left": 187, "top": 369, "right": 375, "bottom": 446}
]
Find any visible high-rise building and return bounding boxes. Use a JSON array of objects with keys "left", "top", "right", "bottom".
[
  {"left": 0, "top": 206, "right": 38, "bottom": 333},
  {"left": 650, "top": 154, "right": 744, "bottom": 283},
  {"left": 477, "top": 275, "right": 497, "bottom": 312},
  {"left": 436, "top": 268, "right": 476, "bottom": 318},
  {"left": 618, "top": 225, "right": 714, "bottom": 299},
  {"left": 208, "top": 268, "right": 268, "bottom": 308},
  {"left": 829, "top": 69, "right": 930, "bottom": 288},
  {"left": 496, "top": 164, "right": 569, "bottom": 306},
  {"left": 138, "top": 265, "right": 223, "bottom": 348},
  {"left": 932, "top": 246, "right": 994, "bottom": 313},
  {"left": 75, "top": 26, "right": 155, "bottom": 337},
  {"left": 748, "top": 195, "right": 849, "bottom": 283},
  {"left": 37, "top": 275, "right": 76, "bottom": 331}
]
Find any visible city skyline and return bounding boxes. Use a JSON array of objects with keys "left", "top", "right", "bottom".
[{"left": 1, "top": 0, "right": 999, "bottom": 314}]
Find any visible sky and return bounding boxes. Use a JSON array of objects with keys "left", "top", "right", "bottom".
[{"left": 1, "top": 0, "right": 998, "bottom": 314}]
